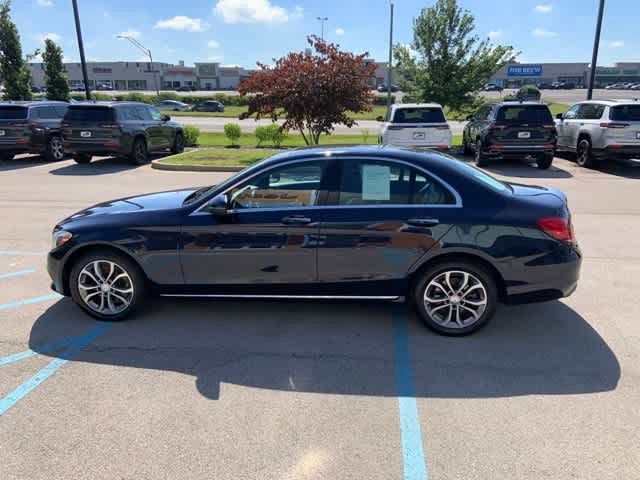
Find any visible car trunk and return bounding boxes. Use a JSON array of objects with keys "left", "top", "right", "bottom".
[
  {"left": 0, "top": 106, "right": 30, "bottom": 145},
  {"left": 607, "top": 105, "right": 640, "bottom": 144},
  {"left": 62, "top": 106, "right": 120, "bottom": 144},
  {"left": 492, "top": 105, "right": 556, "bottom": 146},
  {"left": 385, "top": 108, "right": 451, "bottom": 147}
]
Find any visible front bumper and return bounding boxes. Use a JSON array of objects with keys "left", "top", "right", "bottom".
[{"left": 47, "top": 246, "right": 73, "bottom": 296}]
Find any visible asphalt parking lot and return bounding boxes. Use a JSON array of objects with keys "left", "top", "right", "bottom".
[{"left": 1, "top": 153, "right": 639, "bottom": 479}]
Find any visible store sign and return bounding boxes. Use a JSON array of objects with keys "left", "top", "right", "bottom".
[
  {"left": 507, "top": 65, "right": 542, "bottom": 77},
  {"left": 92, "top": 67, "right": 112, "bottom": 74}
]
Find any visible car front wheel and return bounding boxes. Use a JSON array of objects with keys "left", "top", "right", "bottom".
[
  {"left": 69, "top": 251, "right": 146, "bottom": 321},
  {"left": 413, "top": 261, "right": 498, "bottom": 336},
  {"left": 45, "top": 135, "right": 65, "bottom": 162}
]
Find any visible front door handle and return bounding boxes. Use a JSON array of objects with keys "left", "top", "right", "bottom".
[
  {"left": 407, "top": 218, "right": 440, "bottom": 227},
  {"left": 282, "top": 216, "right": 312, "bottom": 225}
]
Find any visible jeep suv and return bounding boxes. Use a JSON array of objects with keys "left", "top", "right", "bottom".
[
  {"left": 555, "top": 99, "right": 640, "bottom": 167},
  {"left": 62, "top": 102, "right": 184, "bottom": 165},
  {"left": 463, "top": 101, "right": 557, "bottom": 169},
  {"left": 379, "top": 103, "right": 452, "bottom": 150},
  {"left": 0, "top": 101, "right": 68, "bottom": 162}
]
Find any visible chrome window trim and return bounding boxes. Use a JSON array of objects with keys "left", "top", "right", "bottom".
[
  {"left": 161, "top": 294, "right": 401, "bottom": 300},
  {"left": 193, "top": 155, "right": 463, "bottom": 215}
]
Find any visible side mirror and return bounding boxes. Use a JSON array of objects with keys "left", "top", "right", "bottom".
[
  {"left": 376, "top": 115, "right": 385, "bottom": 122},
  {"left": 162, "top": 114, "right": 171, "bottom": 122},
  {"left": 206, "top": 193, "right": 230, "bottom": 216},
  {"left": 556, "top": 113, "right": 564, "bottom": 120}
]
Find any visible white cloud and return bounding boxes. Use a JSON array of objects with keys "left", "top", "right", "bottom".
[
  {"left": 36, "top": 0, "right": 54, "bottom": 7},
  {"left": 116, "top": 29, "right": 141, "bottom": 39},
  {"left": 154, "top": 16, "right": 206, "bottom": 32},
  {"left": 292, "top": 5, "right": 304, "bottom": 19},
  {"left": 488, "top": 30, "right": 503, "bottom": 40},
  {"left": 336, "top": 27, "right": 345, "bottom": 36},
  {"left": 607, "top": 40, "right": 624, "bottom": 48},
  {"left": 208, "top": 55, "right": 223, "bottom": 61},
  {"left": 532, "top": 28, "right": 557, "bottom": 38},
  {"left": 208, "top": 40, "right": 220, "bottom": 48},
  {"left": 534, "top": 4, "right": 553, "bottom": 13},
  {"left": 38, "top": 32, "right": 62, "bottom": 43},
  {"left": 214, "top": 0, "right": 290, "bottom": 24}
]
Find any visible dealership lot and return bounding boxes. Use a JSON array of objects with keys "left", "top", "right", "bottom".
[{"left": 1, "top": 154, "right": 639, "bottom": 479}]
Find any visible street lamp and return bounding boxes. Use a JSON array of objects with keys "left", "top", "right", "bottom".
[
  {"left": 386, "top": 1, "right": 395, "bottom": 118},
  {"left": 316, "top": 16, "right": 328, "bottom": 42},
  {"left": 116, "top": 35, "right": 160, "bottom": 95},
  {"left": 71, "top": 0, "right": 91, "bottom": 100},
  {"left": 587, "top": 0, "right": 605, "bottom": 100}
]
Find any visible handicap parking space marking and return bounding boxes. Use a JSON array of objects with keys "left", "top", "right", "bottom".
[
  {"left": 0, "top": 323, "right": 112, "bottom": 416},
  {"left": 0, "top": 269, "right": 35, "bottom": 281},
  {"left": 393, "top": 306, "right": 429, "bottom": 480},
  {"left": 0, "top": 293, "right": 63, "bottom": 313}
]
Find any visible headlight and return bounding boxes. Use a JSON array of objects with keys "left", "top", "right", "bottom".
[{"left": 52, "top": 230, "right": 73, "bottom": 250}]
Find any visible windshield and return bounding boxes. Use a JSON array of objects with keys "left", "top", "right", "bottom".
[
  {"left": 64, "top": 107, "right": 115, "bottom": 122},
  {"left": 0, "top": 106, "right": 28, "bottom": 120},
  {"left": 610, "top": 105, "right": 640, "bottom": 122},
  {"left": 392, "top": 108, "right": 446, "bottom": 123},
  {"left": 496, "top": 105, "right": 553, "bottom": 124}
]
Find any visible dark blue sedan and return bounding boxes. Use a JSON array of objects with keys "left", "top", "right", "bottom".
[{"left": 48, "top": 146, "right": 581, "bottom": 335}]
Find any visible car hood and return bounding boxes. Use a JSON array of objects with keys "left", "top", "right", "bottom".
[{"left": 60, "top": 188, "right": 199, "bottom": 224}]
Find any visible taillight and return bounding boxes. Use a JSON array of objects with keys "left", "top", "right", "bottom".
[
  {"left": 537, "top": 217, "right": 576, "bottom": 244},
  {"left": 600, "top": 122, "right": 629, "bottom": 129}
]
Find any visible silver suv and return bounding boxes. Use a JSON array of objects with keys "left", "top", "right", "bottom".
[{"left": 555, "top": 99, "right": 640, "bottom": 167}]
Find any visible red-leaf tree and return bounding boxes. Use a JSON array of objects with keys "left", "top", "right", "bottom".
[{"left": 239, "top": 36, "right": 376, "bottom": 145}]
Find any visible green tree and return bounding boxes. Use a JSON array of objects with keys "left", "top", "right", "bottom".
[
  {"left": 394, "top": 0, "right": 517, "bottom": 111},
  {"left": 43, "top": 38, "right": 69, "bottom": 100},
  {"left": 0, "top": 0, "right": 32, "bottom": 100}
]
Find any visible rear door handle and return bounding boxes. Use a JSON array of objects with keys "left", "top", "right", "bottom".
[
  {"left": 407, "top": 218, "right": 440, "bottom": 227},
  {"left": 282, "top": 216, "right": 312, "bottom": 225}
]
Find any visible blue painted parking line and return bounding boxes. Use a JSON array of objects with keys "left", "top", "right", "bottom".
[
  {"left": 0, "top": 269, "right": 35, "bottom": 280},
  {"left": 0, "top": 250, "right": 46, "bottom": 257},
  {"left": 393, "top": 307, "right": 428, "bottom": 480},
  {"left": 0, "top": 323, "right": 112, "bottom": 416},
  {"left": 0, "top": 293, "right": 62, "bottom": 313},
  {"left": 0, "top": 336, "right": 77, "bottom": 367}
]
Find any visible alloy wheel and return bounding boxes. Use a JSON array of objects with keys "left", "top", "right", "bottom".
[
  {"left": 78, "top": 260, "right": 134, "bottom": 315},
  {"left": 50, "top": 137, "right": 64, "bottom": 160},
  {"left": 576, "top": 140, "right": 590, "bottom": 166},
  {"left": 135, "top": 142, "right": 147, "bottom": 163},
  {"left": 423, "top": 270, "right": 488, "bottom": 329}
]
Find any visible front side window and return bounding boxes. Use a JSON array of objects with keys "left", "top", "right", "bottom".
[
  {"left": 577, "top": 104, "right": 605, "bottom": 120},
  {"left": 338, "top": 159, "right": 455, "bottom": 206},
  {"left": 563, "top": 104, "right": 580, "bottom": 119},
  {"left": 229, "top": 161, "right": 326, "bottom": 210},
  {"left": 147, "top": 107, "right": 163, "bottom": 121}
]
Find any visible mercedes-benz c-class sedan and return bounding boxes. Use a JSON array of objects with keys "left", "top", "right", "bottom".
[{"left": 48, "top": 146, "right": 581, "bottom": 335}]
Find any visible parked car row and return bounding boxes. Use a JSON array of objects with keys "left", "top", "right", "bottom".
[
  {"left": 605, "top": 82, "right": 640, "bottom": 90},
  {"left": 153, "top": 99, "right": 225, "bottom": 112},
  {"left": 0, "top": 100, "right": 184, "bottom": 165}
]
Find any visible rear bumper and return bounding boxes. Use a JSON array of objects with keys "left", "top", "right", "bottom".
[
  {"left": 0, "top": 140, "right": 40, "bottom": 155},
  {"left": 484, "top": 144, "right": 556, "bottom": 159},
  {"left": 64, "top": 140, "right": 128, "bottom": 157},
  {"left": 594, "top": 145, "right": 640, "bottom": 160}
]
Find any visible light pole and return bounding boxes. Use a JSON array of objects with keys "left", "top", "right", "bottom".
[
  {"left": 316, "top": 16, "right": 328, "bottom": 42},
  {"left": 386, "top": 1, "right": 395, "bottom": 118},
  {"left": 587, "top": 0, "right": 605, "bottom": 100},
  {"left": 117, "top": 35, "right": 160, "bottom": 95},
  {"left": 71, "top": 0, "right": 91, "bottom": 100}
]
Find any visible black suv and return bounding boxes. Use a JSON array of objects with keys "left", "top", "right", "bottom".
[
  {"left": 0, "top": 101, "right": 68, "bottom": 162},
  {"left": 463, "top": 101, "right": 557, "bottom": 169},
  {"left": 62, "top": 102, "right": 184, "bottom": 165}
]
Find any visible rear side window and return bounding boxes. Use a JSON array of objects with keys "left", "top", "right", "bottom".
[
  {"left": 496, "top": 105, "right": 553, "bottom": 124},
  {"left": 338, "top": 159, "right": 455, "bottom": 206},
  {"left": 64, "top": 107, "right": 115, "bottom": 122},
  {"left": 577, "top": 104, "right": 605, "bottom": 120},
  {"left": 392, "top": 108, "right": 446, "bottom": 124},
  {"left": 0, "top": 106, "right": 28, "bottom": 120},
  {"left": 610, "top": 105, "right": 640, "bottom": 122}
]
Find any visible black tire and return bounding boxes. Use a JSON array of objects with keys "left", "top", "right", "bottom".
[
  {"left": 171, "top": 132, "right": 185, "bottom": 154},
  {"left": 69, "top": 250, "right": 146, "bottom": 322},
  {"left": 462, "top": 134, "right": 473, "bottom": 155},
  {"left": 475, "top": 139, "right": 488, "bottom": 167},
  {"left": 129, "top": 137, "right": 149, "bottom": 165},
  {"left": 576, "top": 138, "right": 595, "bottom": 168},
  {"left": 45, "top": 135, "right": 65, "bottom": 162},
  {"left": 536, "top": 153, "right": 553, "bottom": 169},
  {"left": 73, "top": 154, "right": 92, "bottom": 164},
  {"left": 0, "top": 153, "right": 14, "bottom": 161},
  {"left": 413, "top": 260, "right": 498, "bottom": 336}
]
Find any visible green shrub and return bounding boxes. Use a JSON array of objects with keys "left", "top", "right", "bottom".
[
  {"left": 254, "top": 125, "right": 270, "bottom": 147},
  {"left": 224, "top": 123, "right": 242, "bottom": 146},
  {"left": 254, "top": 123, "right": 287, "bottom": 147},
  {"left": 182, "top": 125, "right": 200, "bottom": 147},
  {"left": 372, "top": 95, "right": 396, "bottom": 106}
]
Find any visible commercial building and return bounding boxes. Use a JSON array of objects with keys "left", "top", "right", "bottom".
[{"left": 490, "top": 62, "right": 640, "bottom": 88}]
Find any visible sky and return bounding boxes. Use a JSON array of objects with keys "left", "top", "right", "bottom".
[{"left": 11, "top": 0, "right": 639, "bottom": 68}]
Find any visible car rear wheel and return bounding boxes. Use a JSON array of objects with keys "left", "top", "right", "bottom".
[
  {"left": 45, "top": 135, "right": 65, "bottom": 162},
  {"left": 576, "top": 138, "right": 595, "bottom": 168},
  {"left": 73, "top": 154, "right": 92, "bottom": 164},
  {"left": 69, "top": 251, "right": 146, "bottom": 321},
  {"left": 130, "top": 138, "right": 149, "bottom": 165},
  {"left": 475, "top": 139, "right": 488, "bottom": 167},
  {"left": 413, "top": 261, "right": 498, "bottom": 336},
  {"left": 536, "top": 153, "right": 553, "bottom": 169},
  {"left": 171, "top": 132, "right": 185, "bottom": 154},
  {"left": 463, "top": 135, "right": 473, "bottom": 155}
]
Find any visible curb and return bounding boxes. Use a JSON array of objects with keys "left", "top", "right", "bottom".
[{"left": 151, "top": 160, "right": 243, "bottom": 172}]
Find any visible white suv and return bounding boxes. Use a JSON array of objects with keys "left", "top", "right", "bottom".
[
  {"left": 556, "top": 99, "right": 640, "bottom": 167},
  {"left": 379, "top": 103, "right": 452, "bottom": 150}
]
